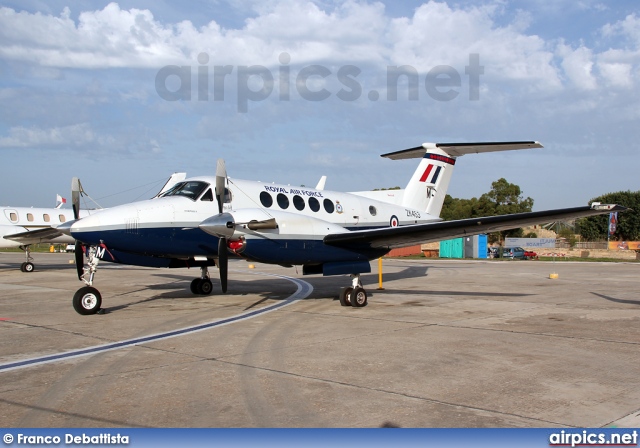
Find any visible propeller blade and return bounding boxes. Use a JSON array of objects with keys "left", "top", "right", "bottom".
[
  {"left": 218, "top": 237, "right": 228, "bottom": 293},
  {"left": 74, "top": 242, "right": 83, "bottom": 280},
  {"left": 215, "top": 159, "right": 226, "bottom": 214},
  {"left": 71, "top": 177, "right": 84, "bottom": 220}
]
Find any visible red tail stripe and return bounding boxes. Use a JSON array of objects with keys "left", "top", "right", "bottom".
[{"left": 419, "top": 164, "right": 434, "bottom": 182}]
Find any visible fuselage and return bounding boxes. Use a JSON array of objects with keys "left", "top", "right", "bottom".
[
  {"left": 69, "top": 177, "right": 441, "bottom": 265},
  {"left": 0, "top": 206, "right": 78, "bottom": 248}
]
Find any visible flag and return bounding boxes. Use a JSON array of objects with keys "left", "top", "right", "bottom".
[
  {"left": 56, "top": 194, "right": 67, "bottom": 209},
  {"left": 609, "top": 212, "right": 618, "bottom": 236}
]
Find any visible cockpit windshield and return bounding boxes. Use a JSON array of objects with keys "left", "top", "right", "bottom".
[{"left": 159, "top": 181, "right": 209, "bottom": 201}]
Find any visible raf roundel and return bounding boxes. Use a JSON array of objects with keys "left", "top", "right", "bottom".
[{"left": 390, "top": 215, "right": 399, "bottom": 227}]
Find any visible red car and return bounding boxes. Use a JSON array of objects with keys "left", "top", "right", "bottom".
[{"left": 524, "top": 250, "right": 538, "bottom": 260}]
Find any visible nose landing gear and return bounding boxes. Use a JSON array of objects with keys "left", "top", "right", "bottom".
[{"left": 339, "top": 274, "right": 368, "bottom": 307}]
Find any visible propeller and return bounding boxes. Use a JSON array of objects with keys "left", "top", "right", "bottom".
[
  {"left": 71, "top": 177, "right": 84, "bottom": 280},
  {"left": 214, "top": 159, "right": 229, "bottom": 293}
]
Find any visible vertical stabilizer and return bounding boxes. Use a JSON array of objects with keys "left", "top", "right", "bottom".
[{"left": 381, "top": 141, "right": 542, "bottom": 217}]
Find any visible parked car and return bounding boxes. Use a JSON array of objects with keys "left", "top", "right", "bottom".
[
  {"left": 502, "top": 247, "right": 525, "bottom": 259},
  {"left": 65, "top": 244, "right": 75, "bottom": 253}
]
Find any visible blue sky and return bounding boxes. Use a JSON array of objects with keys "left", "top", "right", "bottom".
[{"left": 0, "top": 0, "right": 639, "bottom": 210}]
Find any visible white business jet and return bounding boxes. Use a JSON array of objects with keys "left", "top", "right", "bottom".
[{"left": 60, "top": 141, "right": 624, "bottom": 315}]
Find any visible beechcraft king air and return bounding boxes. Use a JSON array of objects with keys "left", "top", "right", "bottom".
[{"left": 61, "top": 141, "right": 625, "bottom": 315}]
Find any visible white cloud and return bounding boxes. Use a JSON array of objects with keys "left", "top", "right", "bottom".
[
  {"left": 0, "top": 123, "right": 97, "bottom": 148},
  {"left": 557, "top": 44, "right": 597, "bottom": 90}
]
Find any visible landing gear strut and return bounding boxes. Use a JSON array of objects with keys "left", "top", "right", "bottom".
[
  {"left": 19, "top": 245, "right": 35, "bottom": 273},
  {"left": 72, "top": 245, "right": 102, "bottom": 315},
  {"left": 190, "top": 266, "right": 213, "bottom": 295},
  {"left": 339, "top": 274, "right": 368, "bottom": 308}
]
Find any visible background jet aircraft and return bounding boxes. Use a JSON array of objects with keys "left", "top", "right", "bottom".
[
  {"left": 62, "top": 141, "right": 625, "bottom": 315},
  {"left": 1, "top": 205, "right": 80, "bottom": 272}
]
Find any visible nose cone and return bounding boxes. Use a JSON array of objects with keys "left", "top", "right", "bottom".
[{"left": 199, "top": 213, "right": 235, "bottom": 238}]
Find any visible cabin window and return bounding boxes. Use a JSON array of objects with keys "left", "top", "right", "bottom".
[
  {"left": 277, "top": 193, "right": 289, "bottom": 209},
  {"left": 308, "top": 197, "right": 320, "bottom": 212},
  {"left": 323, "top": 199, "right": 335, "bottom": 214},
  {"left": 59, "top": 214, "right": 66, "bottom": 223},
  {"left": 369, "top": 206, "right": 377, "bottom": 216},
  {"left": 9, "top": 212, "right": 17, "bottom": 222},
  {"left": 224, "top": 188, "right": 232, "bottom": 203},
  {"left": 260, "top": 192, "right": 273, "bottom": 208},
  {"left": 200, "top": 189, "right": 214, "bottom": 202},
  {"left": 293, "top": 195, "right": 305, "bottom": 211},
  {"left": 27, "top": 213, "right": 34, "bottom": 222},
  {"left": 43, "top": 214, "right": 50, "bottom": 222}
]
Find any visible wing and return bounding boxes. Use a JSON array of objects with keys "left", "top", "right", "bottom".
[
  {"left": 324, "top": 204, "right": 626, "bottom": 250},
  {"left": 3, "top": 227, "right": 68, "bottom": 245}
]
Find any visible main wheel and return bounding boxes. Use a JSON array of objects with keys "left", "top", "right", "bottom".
[
  {"left": 350, "top": 287, "right": 368, "bottom": 307},
  {"left": 20, "top": 262, "right": 26, "bottom": 272},
  {"left": 72, "top": 286, "right": 102, "bottom": 315},
  {"left": 199, "top": 279, "right": 213, "bottom": 295},
  {"left": 23, "top": 262, "right": 34, "bottom": 273},
  {"left": 339, "top": 287, "right": 353, "bottom": 306},
  {"left": 190, "top": 278, "right": 202, "bottom": 294}
]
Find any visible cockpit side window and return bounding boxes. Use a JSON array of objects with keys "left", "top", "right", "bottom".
[
  {"left": 160, "top": 181, "right": 209, "bottom": 201},
  {"left": 200, "top": 188, "right": 214, "bottom": 202}
]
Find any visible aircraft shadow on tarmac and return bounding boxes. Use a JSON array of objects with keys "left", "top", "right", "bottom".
[
  {"left": 591, "top": 292, "right": 640, "bottom": 306},
  {"left": 93, "top": 264, "right": 533, "bottom": 313}
]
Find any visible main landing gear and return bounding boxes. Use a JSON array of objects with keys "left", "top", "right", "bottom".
[
  {"left": 19, "top": 245, "right": 35, "bottom": 273},
  {"left": 339, "top": 274, "right": 368, "bottom": 308},
  {"left": 73, "top": 245, "right": 102, "bottom": 315},
  {"left": 190, "top": 266, "right": 213, "bottom": 295}
]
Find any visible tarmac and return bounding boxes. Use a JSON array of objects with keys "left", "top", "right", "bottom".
[{"left": 0, "top": 252, "right": 639, "bottom": 428}]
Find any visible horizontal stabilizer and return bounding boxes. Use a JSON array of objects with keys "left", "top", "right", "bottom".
[
  {"left": 324, "top": 204, "right": 627, "bottom": 250},
  {"left": 382, "top": 141, "right": 542, "bottom": 160}
]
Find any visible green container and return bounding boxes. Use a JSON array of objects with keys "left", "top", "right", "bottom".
[{"left": 439, "top": 238, "right": 464, "bottom": 258}]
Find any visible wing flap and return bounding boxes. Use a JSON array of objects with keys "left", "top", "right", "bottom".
[{"left": 324, "top": 205, "right": 627, "bottom": 250}]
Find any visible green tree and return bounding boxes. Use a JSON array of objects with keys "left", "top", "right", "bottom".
[
  {"left": 577, "top": 191, "right": 640, "bottom": 241},
  {"left": 441, "top": 178, "right": 534, "bottom": 242}
]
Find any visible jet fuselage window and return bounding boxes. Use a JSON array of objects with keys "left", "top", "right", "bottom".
[
  {"left": 369, "top": 206, "right": 377, "bottom": 216},
  {"left": 277, "top": 193, "right": 289, "bottom": 209},
  {"left": 260, "top": 191, "right": 273, "bottom": 208},
  {"left": 293, "top": 195, "right": 305, "bottom": 211},
  {"left": 27, "top": 213, "right": 34, "bottom": 222},
  {"left": 309, "top": 197, "right": 320, "bottom": 212},
  {"left": 43, "top": 214, "right": 50, "bottom": 222},
  {"left": 59, "top": 214, "right": 66, "bottom": 223},
  {"left": 9, "top": 212, "right": 17, "bottom": 222},
  {"left": 159, "top": 181, "right": 209, "bottom": 201},
  {"left": 323, "top": 199, "right": 334, "bottom": 214}
]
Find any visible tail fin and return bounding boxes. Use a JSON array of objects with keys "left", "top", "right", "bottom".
[{"left": 381, "top": 141, "right": 542, "bottom": 217}]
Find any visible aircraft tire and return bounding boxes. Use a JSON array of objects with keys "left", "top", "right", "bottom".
[
  {"left": 190, "top": 279, "right": 202, "bottom": 294},
  {"left": 350, "top": 287, "right": 367, "bottom": 308},
  {"left": 339, "top": 287, "right": 353, "bottom": 306},
  {"left": 20, "top": 262, "right": 26, "bottom": 272},
  {"left": 23, "top": 262, "right": 34, "bottom": 273},
  {"left": 199, "top": 279, "right": 213, "bottom": 295},
  {"left": 72, "top": 286, "right": 102, "bottom": 315}
]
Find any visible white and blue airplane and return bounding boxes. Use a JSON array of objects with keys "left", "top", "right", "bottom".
[{"left": 60, "top": 141, "right": 624, "bottom": 315}]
